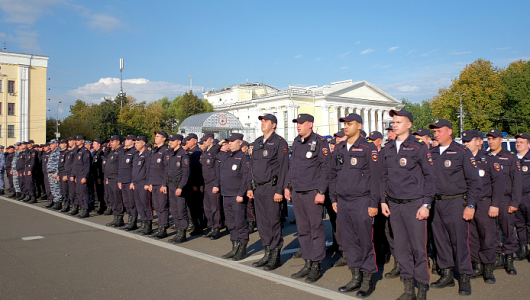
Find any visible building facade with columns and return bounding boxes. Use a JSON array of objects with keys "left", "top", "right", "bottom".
[{"left": 203, "top": 80, "right": 402, "bottom": 143}]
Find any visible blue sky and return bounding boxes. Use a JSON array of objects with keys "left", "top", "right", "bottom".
[{"left": 1, "top": 0, "right": 528, "bottom": 118}]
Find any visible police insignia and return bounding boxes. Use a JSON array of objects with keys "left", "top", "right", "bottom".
[
  {"left": 306, "top": 151, "right": 312, "bottom": 158},
  {"left": 283, "top": 146, "right": 288, "bottom": 154},
  {"left": 177, "top": 162, "right": 180, "bottom": 167},
  {"left": 523, "top": 166, "right": 528, "bottom": 172},
  {"left": 494, "top": 162, "right": 501, "bottom": 171},
  {"left": 78, "top": 155, "right": 81, "bottom": 159},
  {"left": 470, "top": 157, "right": 477, "bottom": 168},
  {"left": 206, "top": 159, "right": 210, "bottom": 164},
  {"left": 399, "top": 158, "right": 407, "bottom": 167},
  {"left": 427, "top": 153, "right": 433, "bottom": 166},
  {"left": 263, "top": 150, "right": 268, "bottom": 157},
  {"left": 157, "top": 158, "right": 161, "bottom": 163},
  {"left": 516, "top": 161, "right": 521, "bottom": 171},
  {"left": 184, "top": 159, "right": 189, "bottom": 165},
  {"left": 103, "top": 161, "right": 106, "bottom": 164},
  {"left": 232, "top": 164, "right": 237, "bottom": 170},
  {"left": 138, "top": 161, "right": 141, "bottom": 165},
  {"left": 479, "top": 169, "right": 485, "bottom": 177},
  {"left": 371, "top": 150, "right": 378, "bottom": 162},
  {"left": 126, "top": 158, "right": 130, "bottom": 163},
  {"left": 322, "top": 148, "right": 329, "bottom": 156},
  {"left": 351, "top": 157, "right": 357, "bottom": 165},
  {"left": 246, "top": 162, "right": 250, "bottom": 168},
  {"left": 444, "top": 160, "right": 451, "bottom": 167}
]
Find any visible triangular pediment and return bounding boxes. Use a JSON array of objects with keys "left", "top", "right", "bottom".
[{"left": 328, "top": 81, "right": 399, "bottom": 104}]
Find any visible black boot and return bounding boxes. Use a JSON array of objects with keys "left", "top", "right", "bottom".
[
  {"left": 39, "top": 194, "right": 47, "bottom": 200},
  {"left": 385, "top": 260, "right": 401, "bottom": 279},
  {"left": 150, "top": 226, "right": 167, "bottom": 239},
  {"left": 27, "top": 196, "right": 37, "bottom": 203},
  {"left": 516, "top": 244, "right": 528, "bottom": 261},
  {"left": 123, "top": 216, "right": 138, "bottom": 231},
  {"left": 60, "top": 203, "right": 70, "bottom": 213},
  {"left": 397, "top": 278, "right": 416, "bottom": 300},
  {"left": 96, "top": 203, "right": 107, "bottom": 215},
  {"left": 333, "top": 251, "right": 347, "bottom": 267},
  {"left": 356, "top": 272, "right": 375, "bottom": 298},
  {"left": 134, "top": 222, "right": 146, "bottom": 233},
  {"left": 504, "top": 253, "right": 517, "bottom": 275},
  {"left": 169, "top": 228, "right": 187, "bottom": 244},
  {"left": 186, "top": 220, "right": 195, "bottom": 232},
  {"left": 430, "top": 268, "right": 455, "bottom": 289},
  {"left": 291, "top": 259, "right": 311, "bottom": 279},
  {"left": 416, "top": 283, "right": 428, "bottom": 300},
  {"left": 106, "top": 215, "right": 118, "bottom": 227},
  {"left": 494, "top": 253, "right": 503, "bottom": 270},
  {"left": 471, "top": 261, "right": 483, "bottom": 279},
  {"left": 305, "top": 261, "right": 322, "bottom": 283},
  {"left": 431, "top": 257, "right": 439, "bottom": 274},
  {"left": 222, "top": 241, "right": 240, "bottom": 259},
  {"left": 189, "top": 222, "right": 203, "bottom": 236},
  {"left": 263, "top": 248, "right": 281, "bottom": 271},
  {"left": 292, "top": 248, "right": 303, "bottom": 258},
  {"left": 17, "top": 193, "right": 26, "bottom": 201},
  {"left": 232, "top": 242, "right": 247, "bottom": 261},
  {"left": 204, "top": 228, "right": 213, "bottom": 238},
  {"left": 483, "top": 263, "right": 496, "bottom": 284},
  {"left": 458, "top": 273, "right": 471, "bottom": 296},
  {"left": 253, "top": 246, "right": 271, "bottom": 267},
  {"left": 69, "top": 205, "right": 79, "bottom": 216},
  {"left": 78, "top": 208, "right": 89, "bottom": 218},
  {"left": 210, "top": 228, "right": 221, "bottom": 240},
  {"left": 7, "top": 191, "right": 17, "bottom": 198},
  {"left": 249, "top": 221, "right": 256, "bottom": 233},
  {"left": 43, "top": 199, "right": 54, "bottom": 208},
  {"left": 21, "top": 195, "right": 30, "bottom": 202},
  {"left": 339, "top": 268, "right": 363, "bottom": 293},
  {"left": 103, "top": 206, "right": 112, "bottom": 215},
  {"left": 52, "top": 201, "right": 62, "bottom": 210},
  {"left": 135, "top": 220, "right": 153, "bottom": 235}
]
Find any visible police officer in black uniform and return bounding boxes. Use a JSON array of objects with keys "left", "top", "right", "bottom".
[
  {"left": 380, "top": 109, "right": 435, "bottom": 300},
  {"left": 118, "top": 135, "right": 139, "bottom": 231},
  {"left": 514, "top": 133, "right": 530, "bottom": 261},
  {"left": 184, "top": 133, "right": 204, "bottom": 235},
  {"left": 64, "top": 138, "right": 77, "bottom": 213},
  {"left": 247, "top": 114, "right": 289, "bottom": 271},
  {"left": 285, "top": 113, "right": 330, "bottom": 283},
  {"left": 105, "top": 135, "right": 125, "bottom": 227},
  {"left": 131, "top": 136, "right": 153, "bottom": 235},
  {"left": 428, "top": 119, "right": 482, "bottom": 296},
  {"left": 92, "top": 139, "right": 106, "bottom": 214},
  {"left": 58, "top": 139, "right": 70, "bottom": 212},
  {"left": 25, "top": 140, "right": 39, "bottom": 203},
  {"left": 71, "top": 135, "right": 92, "bottom": 218}
]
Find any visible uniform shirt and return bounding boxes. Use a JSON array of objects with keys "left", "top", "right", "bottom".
[
  {"left": 118, "top": 146, "right": 138, "bottom": 184},
  {"left": 147, "top": 145, "right": 170, "bottom": 186},
  {"left": 250, "top": 131, "right": 290, "bottom": 195},
  {"left": 15, "top": 151, "right": 24, "bottom": 172},
  {"left": 72, "top": 146, "right": 91, "bottom": 180},
  {"left": 429, "top": 140, "right": 482, "bottom": 207},
  {"left": 64, "top": 149, "right": 75, "bottom": 176},
  {"left": 103, "top": 147, "right": 121, "bottom": 179},
  {"left": 217, "top": 149, "right": 250, "bottom": 197},
  {"left": 58, "top": 149, "right": 68, "bottom": 175},
  {"left": 41, "top": 150, "right": 50, "bottom": 174},
  {"left": 380, "top": 134, "right": 435, "bottom": 205},
  {"left": 186, "top": 145, "right": 203, "bottom": 187},
  {"left": 165, "top": 147, "right": 190, "bottom": 190},
  {"left": 286, "top": 131, "right": 330, "bottom": 193},
  {"left": 200, "top": 144, "right": 221, "bottom": 185},
  {"left": 330, "top": 137, "right": 382, "bottom": 208},
  {"left": 132, "top": 150, "right": 150, "bottom": 183},
  {"left": 475, "top": 149, "right": 505, "bottom": 207},
  {"left": 25, "top": 148, "right": 38, "bottom": 172},
  {"left": 91, "top": 149, "right": 104, "bottom": 181},
  {"left": 46, "top": 148, "right": 61, "bottom": 175},
  {"left": 488, "top": 148, "right": 522, "bottom": 207},
  {"left": 5, "top": 152, "right": 13, "bottom": 170},
  {"left": 519, "top": 151, "right": 530, "bottom": 194}
]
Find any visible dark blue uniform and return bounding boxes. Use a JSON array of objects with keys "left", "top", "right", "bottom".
[
  {"left": 185, "top": 145, "right": 204, "bottom": 229},
  {"left": 24, "top": 148, "right": 38, "bottom": 197},
  {"left": 58, "top": 149, "right": 69, "bottom": 208},
  {"left": 330, "top": 137, "right": 382, "bottom": 275},
  {"left": 217, "top": 150, "right": 250, "bottom": 244},
  {"left": 430, "top": 140, "right": 481, "bottom": 275},
  {"left": 200, "top": 143, "right": 222, "bottom": 230},
  {"left": 147, "top": 145, "right": 170, "bottom": 228},
  {"left": 103, "top": 147, "right": 123, "bottom": 216},
  {"left": 250, "top": 132, "right": 289, "bottom": 251},
  {"left": 65, "top": 149, "right": 77, "bottom": 208},
  {"left": 118, "top": 146, "right": 138, "bottom": 218},
  {"left": 91, "top": 149, "right": 105, "bottom": 210},
  {"left": 132, "top": 149, "right": 152, "bottom": 223},
  {"left": 72, "top": 146, "right": 92, "bottom": 209},
  {"left": 515, "top": 151, "right": 530, "bottom": 249},
  {"left": 286, "top": 131, "right": 330, "bottom": 262},
  {"left": 380, "top": 134, "right": 435, "bottom": 285},
  {"left": 165, "top": 147, "right": 190, "bottom": 230},
  {"left": 5, "top": 152, "right": 14, "bottom": 194}
]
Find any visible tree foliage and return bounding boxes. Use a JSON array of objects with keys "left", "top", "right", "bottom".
[
  {"left": 400, "top": 99, "right": 435, "bottom": 131},
  {"left": 501, "top": 59, "right": 530, "bottom": 134}
]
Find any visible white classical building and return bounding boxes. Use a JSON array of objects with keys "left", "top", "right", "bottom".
[{"left": 202, "top": 80, "right": 402, "bottom": 143}]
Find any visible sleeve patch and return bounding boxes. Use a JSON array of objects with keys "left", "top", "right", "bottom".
[
  {"left": 516, "top": 160, "right": 521, "bottom": 171},
  {"left": 322, "top": 148, "right": 329, "bottom": 156},
  {"left": 427, "top": 152, "right": 433, "bottom": 166},
  {"left": 184, "top": 159, "right": 189, "bottom": 165},
  {"left": 283, "top": 146, "right": 289, "bottom": 154},
  {"left": 470, "top": 157, "right": 477, "bottom": 168},
  {"left": 371, "top": 150, "right": 378, "bottom": 162},
  {"left": 246, "top": 161, "right": 250, "bottom": 168}
]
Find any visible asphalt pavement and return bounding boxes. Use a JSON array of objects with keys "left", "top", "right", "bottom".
[{"left": 1, "top": 196, "right": 529, "bottom": 300}]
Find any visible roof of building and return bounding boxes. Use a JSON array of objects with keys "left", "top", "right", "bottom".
[{"left": 180, "top": 111, "right": 245, "bottom": 131}]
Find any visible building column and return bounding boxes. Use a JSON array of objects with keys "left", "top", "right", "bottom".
[
  {"left": 378, "top": 109, "right": 384, "bottom": 133},
  {"left": 338, "top": 106, "right": 344, "bottom": 130},
  {"left": 287, "top": 104, "right": 299, "bottom": 142},
  {"left": 276, "top": 106, "right": 284, "bottom": 136},
  {"left": 370, "top": 109, "right": 376, "bottom": 134},
  {"left": 361, "top": 108, "right": 367, "bottom": 132},
  {"left": 321, "top": 104, "right": 330, "bottom": 136},
  {"left": 19, "top": 65, "right": 29, "bottom": 142}
]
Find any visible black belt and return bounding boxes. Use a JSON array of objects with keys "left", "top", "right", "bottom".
[
  {"left": 434, "top": 193, "right": 465, "bottom": 200},
  {"left": 387, "top": 196, "right": 421, "bottom": 204},
  {"left": 257, "top": 175, "right": 278, "bottom": 186},
  {"left": 296, "top": 190, "right": 316, "bottom": 195}
]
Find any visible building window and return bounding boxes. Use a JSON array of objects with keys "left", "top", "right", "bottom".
[
  {"left": 8, "top": 103, "right": 14, "bottom": 115},
  {"left": 8, "top": 81, "right": 15, "bottom": 94},
  {"left": 8, "top": 125, "right": 14, "bottom": 138},
  {"left": 0, "top": 80, "right": 3, "bottom": 93},
  {"left": 0, "top": 125, "right": 2, "bottom": 137}
]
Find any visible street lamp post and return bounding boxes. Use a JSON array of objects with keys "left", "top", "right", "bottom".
[
  {"left": 455, "top": 93, "right": 467, "bottom": 137},
  {"left": 56, "top": 101, "right": 62, "bottom": 138}
]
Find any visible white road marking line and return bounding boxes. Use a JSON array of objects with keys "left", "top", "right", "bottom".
[
  {"left": 2, "top": 197, "right": 359, "bottom": 300},
  {"left": 21, "top": 236, "right": 44, "bottom": 241}
]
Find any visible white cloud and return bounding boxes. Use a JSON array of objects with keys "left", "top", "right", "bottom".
[
  {"left": 87, "top": 13, "right": 125, "bottom": 32},
  {"left": 355, "top": 41, "right": 361, "bottom": 44},
  {"left": 420, "top": 49, "right": 438, "bottom": 57},
  {"left": 495, "top": 47, "right": 510, "bottom": 51},
  {"left": 388, "top": 46, "right": 399, "bottom": 53},
  {"left": 407, "top": 49, "right": 417, "bottom": 55},
  {"left": 0, "top": 29, "right": 41, "bottom": 53},
  {"left": 373, "top": 64, "right": 391, "bottom": 69},
  {"left": 397, "top": 85, "right": 420, "bottom": 92},
  {"left": 337, "top": 52, "right": 350, "bottom": 59},
  {"left": 315, "top": 57, "right": 322, "bottom": 61},
  {"left": 448, "top": 51, "right": 471, "bottom": 55},
  {"left": 340, "top": 66, "right": 349, "bottom": 70},
  {"left": 294, "top": 54, "right": 303, "bottom": 59},
  {"left": 360, "top": 48, "right": 374, "bottom": 55},
  {"left": 0, "top": 0, "right": 63, "bottom": 25}
]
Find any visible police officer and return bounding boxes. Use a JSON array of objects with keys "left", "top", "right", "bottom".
[
  {"left": 64, "top": 138, "right": 77, "bottom": 214},
  {"left": 24, "top": 140, "right": 39, "bottom": 203},
  {"left": 243, "top": 140, "right": 257, "bottom": 233},
  {"left": 514, "top": 133, "right": 530, "bottom": 261},
  {"left": 216, "top": 133, "right": 250, "bottom": 261},
  {"left": 486, "top": 128, "right": 521, "bottom": 275},
  {"left": 92, "top": 139, "right": 106, "bottom": 214},
  {"left": 5, "top": 146, "right": 15, "bottom": 196},
  {"left": 330, "top": 113, "right": 381, "bottom": 298},
  {"left": 71, "top": 135, "right": 92, "bottom": 218},
  {"left": 462, "top": 130, "right": 503, "bottom": 284},
  {"left": 42, "top": 143, "right": 55, "bottom": 208},
  {"left": 367, "top": 131, "right": 383, "bottom": 151},
  {"left": 329, "top": 129, "right": 347, "bottom": 266},
  {"left": 184, "top": 133, "right": 204, "bottom": 235},
  {"left": 58, "top": 140, "right": 71, "bottom": 212},
  {"left": 131, "top": 136, "right": 153, "bottom": 235},
  {"left": 199, "top": 131, "right": 223, "bottom": 240},
  {"left": 163, "top": 134, "right": 190, "bottom": 243},
  {"left": 285, "top": 113, "right": 330, "bottom": 283},
  {"left": 104, "top": 135, "right": 125, "bottom": 227},
  {"left": 247, "top": 114, "right": 289, "bottom": 271},
  {"left": 380, "top": 109, "right": 435, "bottom": 300},
  {"left": 413, "top": 128, "right": 433, "bottom": 148},
  {"left": 10, "top": 142, "right": 23, "bottom": 199},
  {"left": 0, "top": 145, "right": 5, "bottom": 195},
  {"left": 147, "top": 131, "right": 171, "bottom": 239},
  {"left": 428, "top": 119, "right": 481, "bottom": 296},
  {"left": 46, "top": 139, "right": 63, "bottom": 211},
  {"left": 118, "top": 135, "right": 139, "bottom": 231}
]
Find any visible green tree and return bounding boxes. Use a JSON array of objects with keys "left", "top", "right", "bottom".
[
  {"left": 46, "top": 118, "right": 58, "bottom": 141},
  {"left": 173, "top": 91, "right": 214, "bottom": 130},
  {"left": 501, "top": 59, "right": 530, "bottom": 134},
  {"left": 400, "top": 99, "right": 435, "bottom": 131}
]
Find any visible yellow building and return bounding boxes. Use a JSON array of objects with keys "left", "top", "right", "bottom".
[{"left": 0, "top": 52, "right": 48, "bottom": 146}]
